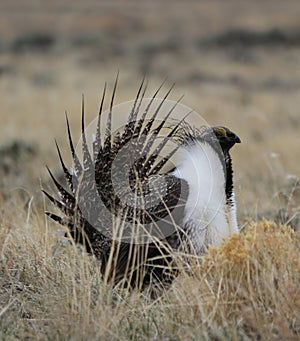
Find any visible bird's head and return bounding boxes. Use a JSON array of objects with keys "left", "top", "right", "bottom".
[
  {"left": 175, "top": 124, "right": 241, "bottom": 153},
  {"left": 211, "top": 126, "right": 241, "bottom": 152}
]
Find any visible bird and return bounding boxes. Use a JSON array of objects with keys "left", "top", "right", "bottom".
[{"left": 43, "top": 78, "right": 241, "bottom": 292}]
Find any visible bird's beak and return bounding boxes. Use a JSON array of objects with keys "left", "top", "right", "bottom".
[{"left": 233, "top": 134, "right": 241, "bottom": 144}]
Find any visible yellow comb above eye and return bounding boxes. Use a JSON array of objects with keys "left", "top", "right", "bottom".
[{"left": 214, "top": 127, "right": 227, "bottom": 136}]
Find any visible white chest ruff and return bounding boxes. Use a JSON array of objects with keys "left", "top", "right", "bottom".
[{"left": 173, "top": 141, "right": 237, "bottom": 254}]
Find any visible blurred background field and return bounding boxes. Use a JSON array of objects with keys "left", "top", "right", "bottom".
[
  {"left": 1, "top": 0, "right": 299, "bottom": 226},
  {"left": 0, "top": 1, "right": 300, "bottom": 339},
  {"left": 1, "top": 0, "right": 300, "bottom": 250}
]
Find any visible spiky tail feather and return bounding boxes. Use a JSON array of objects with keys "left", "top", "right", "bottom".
[{"left": 44, "top": 78, "right": 189, "bottom": 291}]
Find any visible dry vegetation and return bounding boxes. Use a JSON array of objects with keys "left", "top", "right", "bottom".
[
  {"left": 1, "top": 200, "right": 299, "bottom": 339},
  {"left": 0, "top": 0, "right": 300, "bottom": 339}
]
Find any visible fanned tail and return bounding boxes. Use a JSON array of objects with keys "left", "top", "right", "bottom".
[{"left": 44, "top": 78, "right": 189, "bottom": 291}]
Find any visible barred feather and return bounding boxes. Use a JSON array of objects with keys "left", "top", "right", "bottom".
[{"left": 44, "top": 79, "right": 241, "bottom": 292}]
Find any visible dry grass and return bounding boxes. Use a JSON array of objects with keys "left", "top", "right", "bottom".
[{"left": 0, "top": 196, "right": 299, "bottom": 339}]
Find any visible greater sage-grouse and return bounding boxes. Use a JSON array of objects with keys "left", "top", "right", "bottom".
[{"left": 44, "top": 79, "right": 241, "bottom": 292}]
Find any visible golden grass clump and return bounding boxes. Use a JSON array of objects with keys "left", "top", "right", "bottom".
[{"left": 205, "top": 219, "right": 298, "bottom": 268}]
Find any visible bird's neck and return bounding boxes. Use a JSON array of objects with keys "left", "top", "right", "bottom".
[
  {"left": 223, "top": 150, "right": 233, "bottom": 202},
  {"left": 223, "top": 149, "right": 238, "bottom": 234}
]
